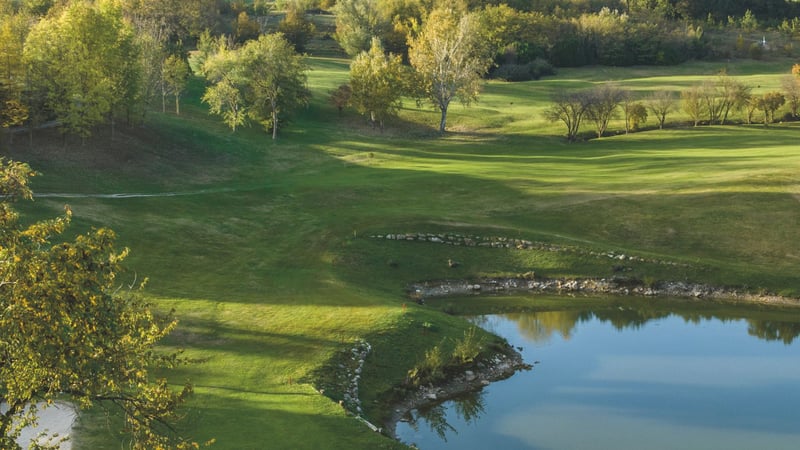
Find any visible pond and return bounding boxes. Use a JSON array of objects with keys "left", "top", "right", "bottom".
[{"left": 395, "top": 298, "right": 800, "bottom": 449}]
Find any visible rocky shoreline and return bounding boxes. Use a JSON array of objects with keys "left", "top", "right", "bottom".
[
  {"left": 409, "top": 276, "right": 800, "bottom": 306},
  {"left": 383, "top": 346, "right": 530, "bottom": 439}
]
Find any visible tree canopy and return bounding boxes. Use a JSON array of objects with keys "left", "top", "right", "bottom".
[
  {"left": 349, "top": 37, "right": 407, "bottom": 128},
  {"left": 408, "top": 5, "right": 491, "bottom": 133},
  {"left": 202, "top": 33, "right": 310, "bottom": 139},
  {"left": 0, "top": 158, "right": 202, "bottom": 449}
]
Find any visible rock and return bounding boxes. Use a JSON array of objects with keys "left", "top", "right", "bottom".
[
  {"left": 465, "top": 371, "right": 476, "bottom": 381},
  {"left": 425, "top": 393, "right": 437, "bottom": 400}
]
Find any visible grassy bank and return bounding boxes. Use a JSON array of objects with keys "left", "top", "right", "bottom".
[{"left": 5, "top": 56, "right": 800, "bottom": 448}]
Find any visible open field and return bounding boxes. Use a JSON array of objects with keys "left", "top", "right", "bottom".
[{"left": 5, "top": 56, "right": 800, "bottom": 448}]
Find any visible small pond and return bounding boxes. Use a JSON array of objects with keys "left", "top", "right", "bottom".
[{"left": 395, "top": 298, "right": 800, "bottom": 449}]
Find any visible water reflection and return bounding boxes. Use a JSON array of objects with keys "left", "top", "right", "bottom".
[
  {"left": 397, "top": 301, "right": 800, "bottom": 449},
  {"left": 401, "top": 391, "right": 486, "bottom": 442},
  {"left": 490, "top": 308, "right": 800, "bottom": 345}
]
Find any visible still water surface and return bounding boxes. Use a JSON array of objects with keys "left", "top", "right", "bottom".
[{"left": 396, "top": 302, "right": 800, "bottom": 449}]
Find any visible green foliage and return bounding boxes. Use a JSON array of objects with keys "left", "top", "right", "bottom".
[
  {"left": 0, "top": 159, "right": 200, "bottom": 449},
  {"left": 408, "top": 5, "right": 492, "bottom": 132},
  {"left": 234, "top": 11, "right": 261, "bottom": 44},
  {"left": 278, "top": 5, "right": 317, "bottom": 53},
  {"left": 202, "top": 33, "right": 310, "bottom": 138},
  {"left": 451, "top": 327, "right": 484, "bottom": 364},
  {"left": 625, "top": 102, "right": 648, "bottom": 132},
  {"left": 348, "top": 37, "right": 407, "bottom": 128},
  {"left": 333, "top": 0, "right": 390, "bottom": 56},
  {"left": 161, "top": 54, "right": 190, "bottom": 115},
  {"left": 407, "top": 342, "right": 445, "bottom": 386},
  {"left": 22, "top": 0, "right": 140, "bottom": 138}
]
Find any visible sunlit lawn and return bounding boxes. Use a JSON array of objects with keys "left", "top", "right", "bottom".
[{"left": 11, "top": 56, "right": 800, "bottom": 448}]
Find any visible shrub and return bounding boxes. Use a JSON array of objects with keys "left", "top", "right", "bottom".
[
  {"left": 492, "top": 58, "right": 554, "bottom": 82},
  {"left": 451, "top": 327, "right": 485, "bottom": 364},
  {"left": 407, "top": 343, "right": 446, "bottom": 386}
]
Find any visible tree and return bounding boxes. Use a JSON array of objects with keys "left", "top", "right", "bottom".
[
  {"left": 329, "top": 84, "right": 352, "bottom": 115},
  {"left": 625, "top": 102, "right": 648, "bottom": 132},
  {"left": 648, "top": 90, "right": 676, "bottom": 129},
  {"left": 202, "top": 33, "right": 309, "bottom": 139},
  {"left": 544, "top": 89, "right": 591, "bottom": 142},
  {"left": 23, "top": 0, "right": 140, "bottom": 140},
  {"left": 754, "top": 91, "right": 785, "bottom": 125},
  {"left": 161, "top": 54, "right": 190, "bottom": 115},
  {"left": 408, "top": 6, "right": 491, "bottom": 133},
  {"left": 716, "top": 72, "right": 751, "bottom": 124},
  {"left": 278, "top": 3, "right": 316, "bottom": 53},
  {"left": 781, "top": 75, "right": 800, "bottom": 118},
  {"left": 234, "top": 11, "right": 261, "bottom": 44},
  {"left": 0, "top": 158, "right": 204, "bottom": 450},
  {"left": 349, "top": 37, "right": 407, "bottom": 128},
  {"left": 699, "top": 80, "right": 723, "bottom": 124},
  {"left": 585, "top": 83, "right": 624, "bottom": 138},
  {"left": 334, "top": 0, "right": 391, "bottom": 57},
  {"left": 681, "top": 85, "right": 706, "bottom": 126}
]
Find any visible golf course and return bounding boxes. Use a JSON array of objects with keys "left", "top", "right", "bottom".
[{"left": 7, "top": 51, "right": 800, "bottom": 448}]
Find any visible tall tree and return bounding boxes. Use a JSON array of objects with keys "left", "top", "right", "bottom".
[
  {"left": 278, "top": 3, "right": 316, "bottom": 53},
  {"left": 202, "top": 33, "right": 309, "bottom": 139},
  {"left": 408, "top": 5, "right": 491, "bottom": 133},
  {"left": 349, "top": 37, "right": 407, "bottom": 128},
  {"left": 23, "top": 0, "right": 140, "bottom": 139},
  {"left": 334, "top": 0, "right": 391, "bottom": 57},
  {"left": 161, "top": 54, "right": 190, "bottom": 115},
  {"left": 0, "top": 158, "right": 204, "bottom": 450}
]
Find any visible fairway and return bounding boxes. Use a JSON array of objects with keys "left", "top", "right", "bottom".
[{"left": 8, "top": 57, "right": 800, "bottom": 448}]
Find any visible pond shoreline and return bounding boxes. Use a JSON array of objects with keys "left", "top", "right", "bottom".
[
  {"left": 383, "top": 345, "right": 530, "bottom": 440},
  {"left": 408, "top": 276, "right": 800, "bottom": 307}
]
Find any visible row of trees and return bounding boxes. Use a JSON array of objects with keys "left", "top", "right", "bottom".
[
  {"left": 333, "top": 5, "right": 492, "bottom": 133},
  {"left": 545, "top": 70, "right": 800, "bottom": 141},
  {"left": 0, "top": 0, "right": 217, "bottom": 141}
]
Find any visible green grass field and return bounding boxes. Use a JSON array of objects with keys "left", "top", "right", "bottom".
[{"left": 6, "top": 56, "right": 800, "bottom": 448}]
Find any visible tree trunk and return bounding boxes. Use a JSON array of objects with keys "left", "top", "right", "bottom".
[
  {"left": 271, "top": 101, "right": 278, "bottom": 140},
  {"left": 439, "top": 106, "right": 448, "bottom": 133},
  {"left": 175, "top": 95, "right": 180, "bottom": 116}
]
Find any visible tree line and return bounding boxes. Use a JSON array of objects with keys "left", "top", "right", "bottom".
[{"left": 545, "top": 68, "right": 800, "bottom": 141}]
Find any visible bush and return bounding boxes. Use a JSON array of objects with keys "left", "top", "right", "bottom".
[
  {"left": 749, "top": 42, "right": 764, "bottom": 59},
  {"left": 407, "top": 343, "right": 446, "bottom": 386},
  {"left": 451, "top": 327, "right": 485, "bottom": 364},
  {"left": 492, "top": 58, "right": 554, "bottom": 82}
]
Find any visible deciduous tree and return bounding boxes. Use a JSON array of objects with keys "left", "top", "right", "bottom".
[
  {"left": 0, "top": 158, "right": 204, "bottom": 450},
  {"left": 585, "top": 83, "right": 624, "bottom": 138},
  {"left": 681, "top": 85, "right": 706, "bottom": 126},
  {"left": 648, "top": 90, "right": 676, "bottom": 129},
  {"left": 349, "top": 37, "right": 407, "bottom": 128},
  {"left": 202, "top": 33, "right": 309, "bottom": 139},
  {"left": 278, "top": 3, "right": 316, "bottom": 53},
  {"left": 408, "top": 5, "right": 491, "bottom": 133},
  {"left": 161, "top": 54, "right": 190, "bottom": 115},
  {"left": 781, "top": 75, "right": 800, "bottom": 118},
  {"left": 23, "top": 0, "right": 140, "bottom": 139},
  {"left": 334, "top": 0, "right": 391, "bottom": 57},
  {"left": 544, "top": 89, "right": 591, "bottom": 142}
]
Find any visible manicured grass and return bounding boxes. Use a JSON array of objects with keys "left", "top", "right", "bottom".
[{"left": 6, "top": 56, "right": 800, "bottom": 448}]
